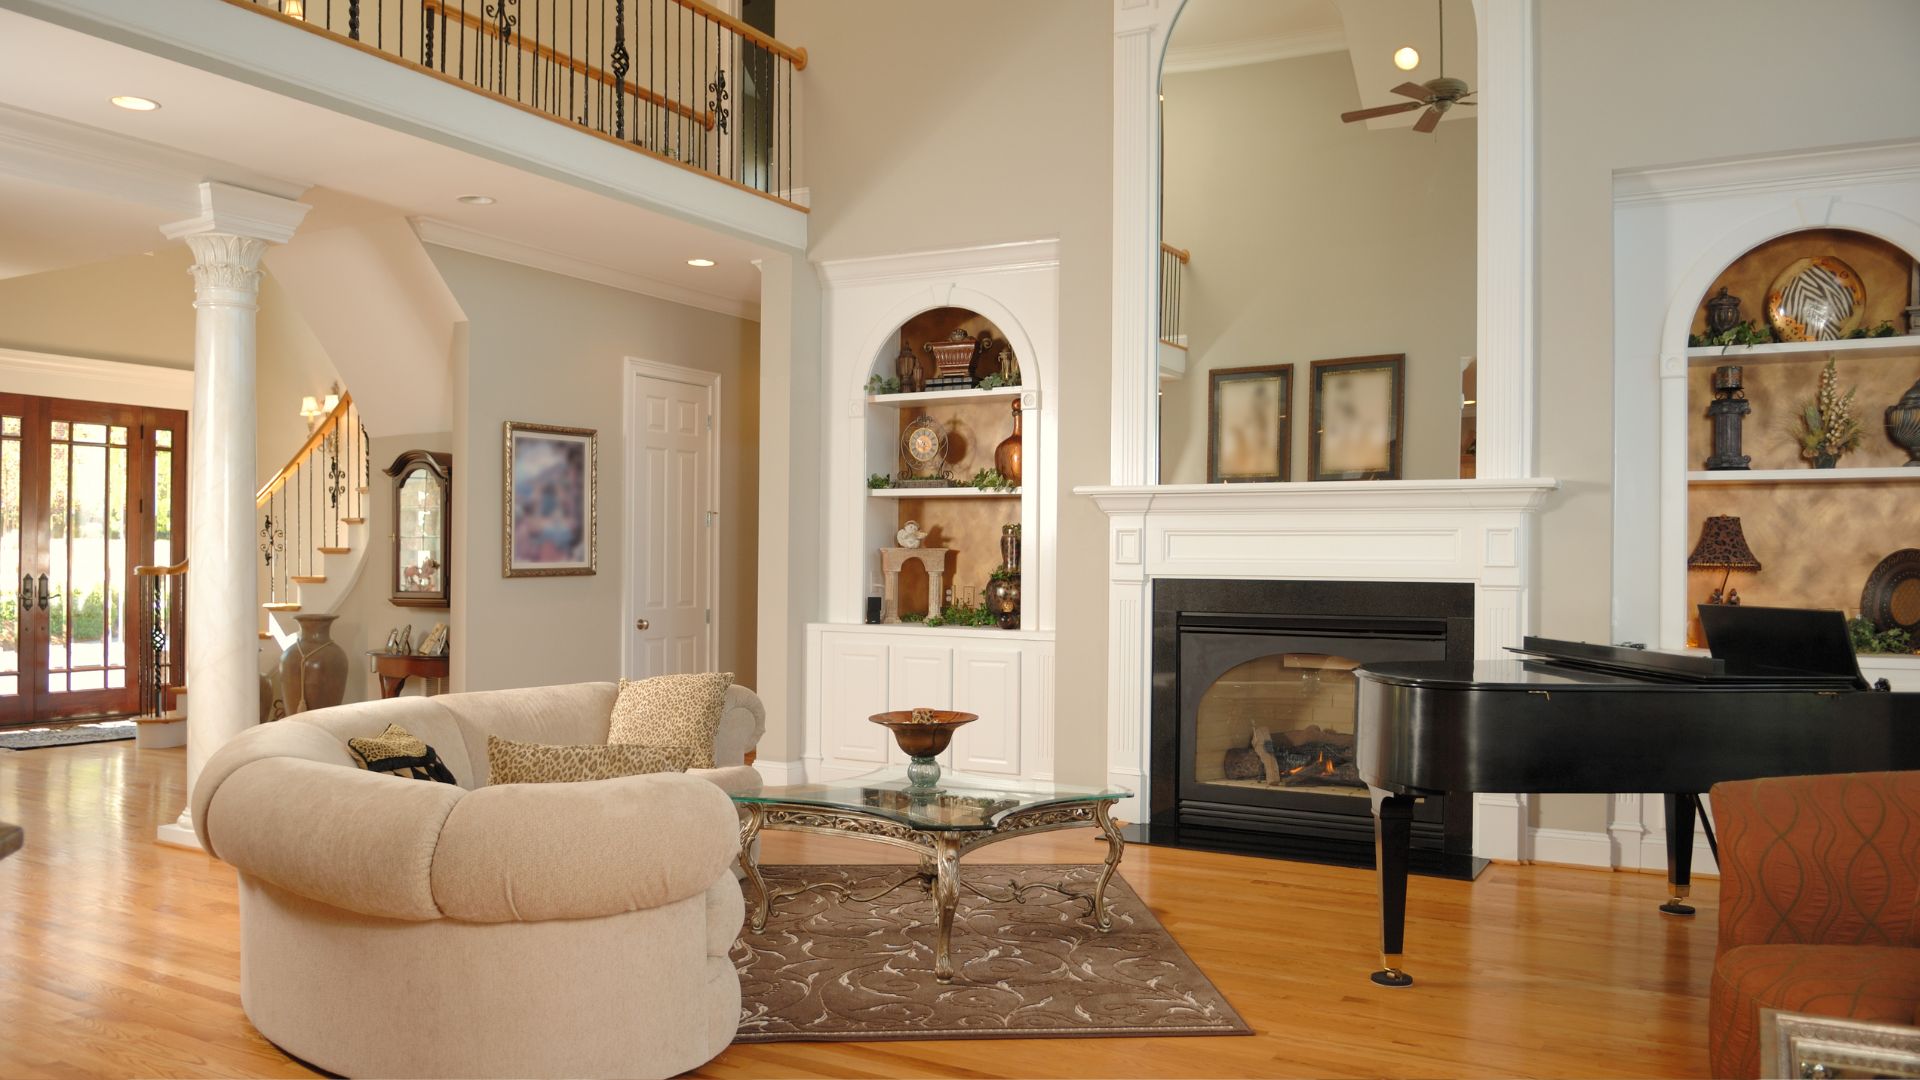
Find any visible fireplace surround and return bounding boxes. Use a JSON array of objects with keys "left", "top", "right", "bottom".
[{"left": 1150, "top": 578, "right": 1481, "bottom": 877}]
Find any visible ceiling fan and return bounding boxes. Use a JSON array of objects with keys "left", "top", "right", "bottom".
[{"left": 1340, "top": 0, "right": 1476, "bottom": 134}]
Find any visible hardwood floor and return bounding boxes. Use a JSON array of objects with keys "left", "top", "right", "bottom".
[{"left": 0, "top": 742, "right": 1716, "bottom": 1078}]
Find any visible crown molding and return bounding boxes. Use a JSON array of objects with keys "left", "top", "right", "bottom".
[
  {"left": 0, "top": 348, "right": 194, "bottom": 410},
  {"left": 1613, "top": 139, "right": 1920, "bottom": 206},
  {"left": 1162, "top": 27, "right": 1346, "bottom": 75},
  {"left": 411, "top": 217, "right": 759, "bottom": 321},
  {"left": 0, "top": 103, "right": 306, "bottom": 216},
  {"left": 815, "top": 239, "right": 1062, "bottom": 288}
]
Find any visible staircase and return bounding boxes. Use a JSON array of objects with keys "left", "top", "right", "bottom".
[{"left": 257, "top": 394, "right": 373, "bottom": 666}]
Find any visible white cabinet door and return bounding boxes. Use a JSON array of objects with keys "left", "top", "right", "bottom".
[
  {"left": 887, "top": 644, "right": 954, "bottom": 766},
  {"left": 822, "top": 634, "right": 892, "bottom": 765},
  {"left": 952, "top": 644, "right": 1022, "bottom": 776}
]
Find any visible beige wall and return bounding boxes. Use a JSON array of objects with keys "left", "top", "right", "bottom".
[
  {"left": 325, "top": 431, "right": 455, "bottom": 706},
  {"left": 0, "top": 246, "right": 343, "bottom": 490},
  {"left": 781, "top": 0, "right": 1113, "bottom": 785},
  {"left": 428, "top": 246, "right": 761, "bottom": 694},
  {"left": 1159, "top": 52, "right": 1474, "bottom": 483},
  {"left": 1529, "top": 0, "right": 1920, "bottom": 834}
]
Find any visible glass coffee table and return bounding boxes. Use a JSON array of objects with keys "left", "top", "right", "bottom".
[{"left": 733, "top": 770, "right": 1130, "bottom": 982}]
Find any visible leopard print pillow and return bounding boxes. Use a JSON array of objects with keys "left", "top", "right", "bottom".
[
  {"left": 347, "top": 723, "right": 458, "bottom": 784},
  {"left": 486, "top": 735, "right": 695, "bottom": 785},
  {"left": 606, "top": 672, "right": 734, "bottom": 769}
]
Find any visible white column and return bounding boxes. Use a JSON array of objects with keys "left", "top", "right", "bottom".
[{"left": 157, "top": 183, "right": 309, "bottom": 851}]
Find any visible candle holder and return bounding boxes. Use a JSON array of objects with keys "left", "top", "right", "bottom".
[{"left": 1705, "top": 364, "right": 1752, "bottom": 471}]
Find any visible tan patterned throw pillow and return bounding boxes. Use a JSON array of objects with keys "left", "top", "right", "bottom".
[
  {"left": 606, "top": 672, "right": 734, "bottom": 769},
  {"left": 347, "top": 723, "right": 458, "bottom": 784},
  {"left": 486, "top": 735, "right": 695, "bottom": 785}
]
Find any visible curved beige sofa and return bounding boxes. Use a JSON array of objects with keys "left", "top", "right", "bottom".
[{"left": 192, "top": 682, "right": 765, "bottom": 1079}]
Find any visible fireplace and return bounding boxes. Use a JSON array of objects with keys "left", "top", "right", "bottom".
[{"left": 1150, "top": 579, "right": 1482, "bottom": 878}]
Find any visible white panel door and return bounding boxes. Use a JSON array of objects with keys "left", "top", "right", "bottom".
[
  {"left": 887, "top": 644, "right": 954, "bottom": 766},
  {"left": 823, "top": 634, "right": 892, "bottom": 764},
  {"left": 952, "top": 644, "right": 1022, "bottom": 776},
  {"left": 626, "top": 369, "right": 714, "bottom": 677}
]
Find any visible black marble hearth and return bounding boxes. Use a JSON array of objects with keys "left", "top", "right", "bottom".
[{"left": 1148, "top": 578, "right": 1482, "bottom": 879}]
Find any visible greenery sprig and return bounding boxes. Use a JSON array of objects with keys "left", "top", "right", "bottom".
[
  {"left": 1688, "top": 321, "right": 1777, "bottom": 349},
  {"left": 1845, "top": 320, "right": 1900, "bottom": 339},
  {"left": 867, "top": 473, "right": 893, "bottom": 489},
  {"left": 923, "top": 600, "right": 995, "bottom": 628},
  {"left": 865, "top": 373, "right": 901, "bottom": 396},
  {"left": 1792, "top": 357, "right": 1863, "bottom": 462},
  {"left": 1849, "top": 617, "right": 1914, "bottom": 655},
  {"left": 968, "top": 468, "right": 1016, "bottom": 491}
]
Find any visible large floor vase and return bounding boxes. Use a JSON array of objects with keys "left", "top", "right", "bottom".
[{"left": 279, "top": 614, "right": 348, "bottom": 714}]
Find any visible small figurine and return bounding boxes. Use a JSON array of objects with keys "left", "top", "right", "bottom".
[
  {"left": 895, "top": 520, "right": 925, "bottom": 549},
  {"left": 999, "top": 346, "right": 1019, "bottom": 384}
]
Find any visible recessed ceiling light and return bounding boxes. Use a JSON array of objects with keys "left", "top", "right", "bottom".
[
  {"left": 456, "top": 194, "right": 496, "bottom": 206},
  {"left": 110, "top": 95, "right": 160, "bottom": 112},
  {"left": 1393, "top": 46, "right": 1420, "bottom": 71},
  {"left": 686, "top": 258, "right": 716, "bottom": 268}
]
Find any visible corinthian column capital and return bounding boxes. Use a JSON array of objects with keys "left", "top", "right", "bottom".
[{"left": 180, "top": 233, "right": 270, "bottom": 305}]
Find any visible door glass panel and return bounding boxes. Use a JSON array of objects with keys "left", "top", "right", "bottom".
[
  {"left": 1, "top": 422, "right": 18, "bottom": 694},
  {"left": 47, "top": 438, "right": 67, "bottom": 679},
  {"left": 107, "top": 442, "right": 126, "bottom": 681},
  {"left": 154, "top": 442, "right": 173, "bottom": 567},
  {"left": 71, "top": 423, "right": 107, "bottom": 444}
]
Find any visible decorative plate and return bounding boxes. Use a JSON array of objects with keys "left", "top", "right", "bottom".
[
  {"left": 900, "top": 415, "right": 946, "bottom": 477},
  {"left": 1861, "top": 549, "right": 1920, "bottom": 637},
  {"left": 1766, "top": 255, "right": 1867, "bottom": 342}
]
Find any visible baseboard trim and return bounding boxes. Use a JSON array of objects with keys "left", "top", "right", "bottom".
[
  {"left": 1526, "top": 826, "right": 1615, "bottom": 868},
  {"left": 752, "top": 759, "right": 804, "bottom": 787},
  {"left": 155, "top": 820, "right": 203, "bottom": 851}
]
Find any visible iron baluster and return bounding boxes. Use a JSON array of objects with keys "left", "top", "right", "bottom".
[
  {"left": 348, "top": 0, "right": 360, "bottom": 39},
  {"left": 423, "top": 0, "right": 435, "bottom": 68},
  {"left": 611, "top": 0, "right": 628, "bottom": 139}
]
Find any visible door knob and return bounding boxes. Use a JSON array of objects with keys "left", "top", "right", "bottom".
[
  {"left": 20, "top": 574, "right": 32, "bottom": 611},
  {"left": 635, "top": 618, "right": 650, "bottom": 631},
  {"left": 36, "top": 574, "right": 49, "bottom": 610}
]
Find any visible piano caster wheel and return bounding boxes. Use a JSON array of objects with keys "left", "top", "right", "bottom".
[
  {"left": 1659, "top": 900, "right": 1696, "bottom": 917},
  {"left": 1371, "top": 968, "right": 1415, "bottom": 988}
]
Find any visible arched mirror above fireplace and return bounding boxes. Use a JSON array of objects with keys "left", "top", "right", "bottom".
[{"left": 1155, "top": 0, "right": 1479, "bottom": 484}]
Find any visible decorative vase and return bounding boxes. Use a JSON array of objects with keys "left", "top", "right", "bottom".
[
  {"left": 995, "top": 402, "right": 1023, "bottom": 487},
  {"left": 869, "top": 709, "right": 978, "bottom": 793},
  {"left": 1889, "top": 379, "right": 1920, "bottom": 466},
  {"left": 1813, "top": 453, "right": 1839, "bottom": 469},
  {"left": 984, "top": 523, "right": 1022, "bottom": 630},
  {"left": 1704, "top": 287, "right": 1743, "bottom": 336},
  {"left": 278, "top": 614, "right": 348, "bottom": 714}
]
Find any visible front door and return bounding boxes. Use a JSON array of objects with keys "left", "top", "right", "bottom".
[
  {"left": 0, "top": 394, "right": 187, "bottom": 726},
  {"left": 624, "top": 364, "right": 717, "bottom": 679}
]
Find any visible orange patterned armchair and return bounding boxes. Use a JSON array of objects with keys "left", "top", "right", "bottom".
[{"left": 1708, "top": 771, "right": 1920, "bottom": 1078}]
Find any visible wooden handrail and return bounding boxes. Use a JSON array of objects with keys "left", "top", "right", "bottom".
[
  {"left": 257, "top": 392, "right": 354, "bottom": 505},
  {"left": 669, "top": 0, "right": 808, "bottom": 70},
  {"left": 422, "top": 0, "right": 716, "bottom": 130},
  {"left": 1160, "top": 242, "right": 1191, "bottom": 264},
  {"left": 134, "top": 560, "right": 189, "bottom": 578}
]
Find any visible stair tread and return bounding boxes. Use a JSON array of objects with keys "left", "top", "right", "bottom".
[
  {"left": 340, "top": 517, "right": 366, "bottom": 525},
  {"left": 289, "top": 575, "right": 328, "bottom": 584},
  {"left": 316, "top": 547, "right": 350, "bottom": 555},
  {"left": 262, "top": 602, "right": 302, "bottom": 612}
]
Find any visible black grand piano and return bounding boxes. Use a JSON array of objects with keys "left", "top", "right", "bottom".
[{"left": 1356, "top": 605, "right": 1920, "bottom": 987}]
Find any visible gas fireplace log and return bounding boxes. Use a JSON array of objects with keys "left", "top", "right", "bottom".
[
  {"left": 1223, "top": 747, "right": 1264, "bottom": 781},
  {"left": 1252, "top": 725, "right": 1283, "bottom": 784}
]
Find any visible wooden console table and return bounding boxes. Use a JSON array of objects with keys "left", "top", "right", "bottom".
[{"left": 367, "top": 652, "right": 449, "bottom": 699}]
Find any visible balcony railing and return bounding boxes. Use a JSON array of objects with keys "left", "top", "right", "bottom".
[
  {"left": 1160, "top": 242, "right": 1189, "bottom": 349},
  {"left": 230, "top": 0, "right": 805, "bottom": 209}
]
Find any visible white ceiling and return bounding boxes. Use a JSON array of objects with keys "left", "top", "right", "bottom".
[
  {"left": 1165, "top": 0, "right": 1478, "bottom": 130},
  {"left": 0, "top": 8, "right": 770, "bottom": 316}
]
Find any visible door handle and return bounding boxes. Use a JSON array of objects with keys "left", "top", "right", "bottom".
[
  {"left": 20, "top": 574, "right": 32, "bottom": 611},
  {"left": 36, "top": 575, "right": 48, "bottom": 611},
  {"left": 635, "top": 618, "right": 650, "bottom": 631}
]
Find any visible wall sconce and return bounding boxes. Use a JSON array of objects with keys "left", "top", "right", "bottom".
[
  {"left": 300, "top": 389, "right": 342, "bottom": 432},
  {"left": 282, "top": 0, "right": 306, "bottom": 19}
]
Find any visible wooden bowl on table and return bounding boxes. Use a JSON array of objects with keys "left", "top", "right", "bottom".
[{"left": 868, "top": 709, "right": 978, "bottom": 791}]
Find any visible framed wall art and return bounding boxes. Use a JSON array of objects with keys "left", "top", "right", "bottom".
[
  {"left": 1207, "top": 363, "right": 1293, "bottom": 483},
  {"left": 502, "top": 421, "right": 597, "bottom": 577},
  {"left": 1309, "top": 354, "right": 1404, "bottom": 481}
]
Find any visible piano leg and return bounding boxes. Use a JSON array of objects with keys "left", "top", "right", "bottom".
[
  {"left": 1372, "top": 793, "right": 1416, "bottom": 987},
  {"left": 1660, "top": 792, "right": 1697, "bottom": 917}
]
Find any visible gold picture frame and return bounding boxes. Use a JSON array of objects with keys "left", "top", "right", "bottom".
[{"left": 502, "top": 421, "right": 597, "bottom": 578}]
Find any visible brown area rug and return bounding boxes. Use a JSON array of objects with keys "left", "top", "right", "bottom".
[{"left": 731, "top": 863, "right": 1251, "bottom": 1042}]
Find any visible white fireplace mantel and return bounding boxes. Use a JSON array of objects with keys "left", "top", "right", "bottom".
[{"left": 1078, "top": 477, "right": 1558, "bottom": 859}]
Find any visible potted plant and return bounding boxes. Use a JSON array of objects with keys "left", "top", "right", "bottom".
[{"left": 1793, "top": 358, "right": 1863, "bottom": 468}]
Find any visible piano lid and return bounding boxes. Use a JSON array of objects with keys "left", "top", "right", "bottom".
[{"left": 1358, "top": 605, "right": 1871, "bottom": 692}]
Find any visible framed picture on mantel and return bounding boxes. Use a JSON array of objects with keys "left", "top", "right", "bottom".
[
  {"left": 1309, "top": 354, "right": 1404, "bottom": 481},
  {"left": 1208, "top": 363, "right": 1292, "bottom": 483},
  {"left": 502, "top": 421, "right": 597, "bottom": 577}
]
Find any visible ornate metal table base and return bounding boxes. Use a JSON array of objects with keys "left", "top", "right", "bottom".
[{"left": 737, "top": 798, "right": 1125, "bottom": 982}]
